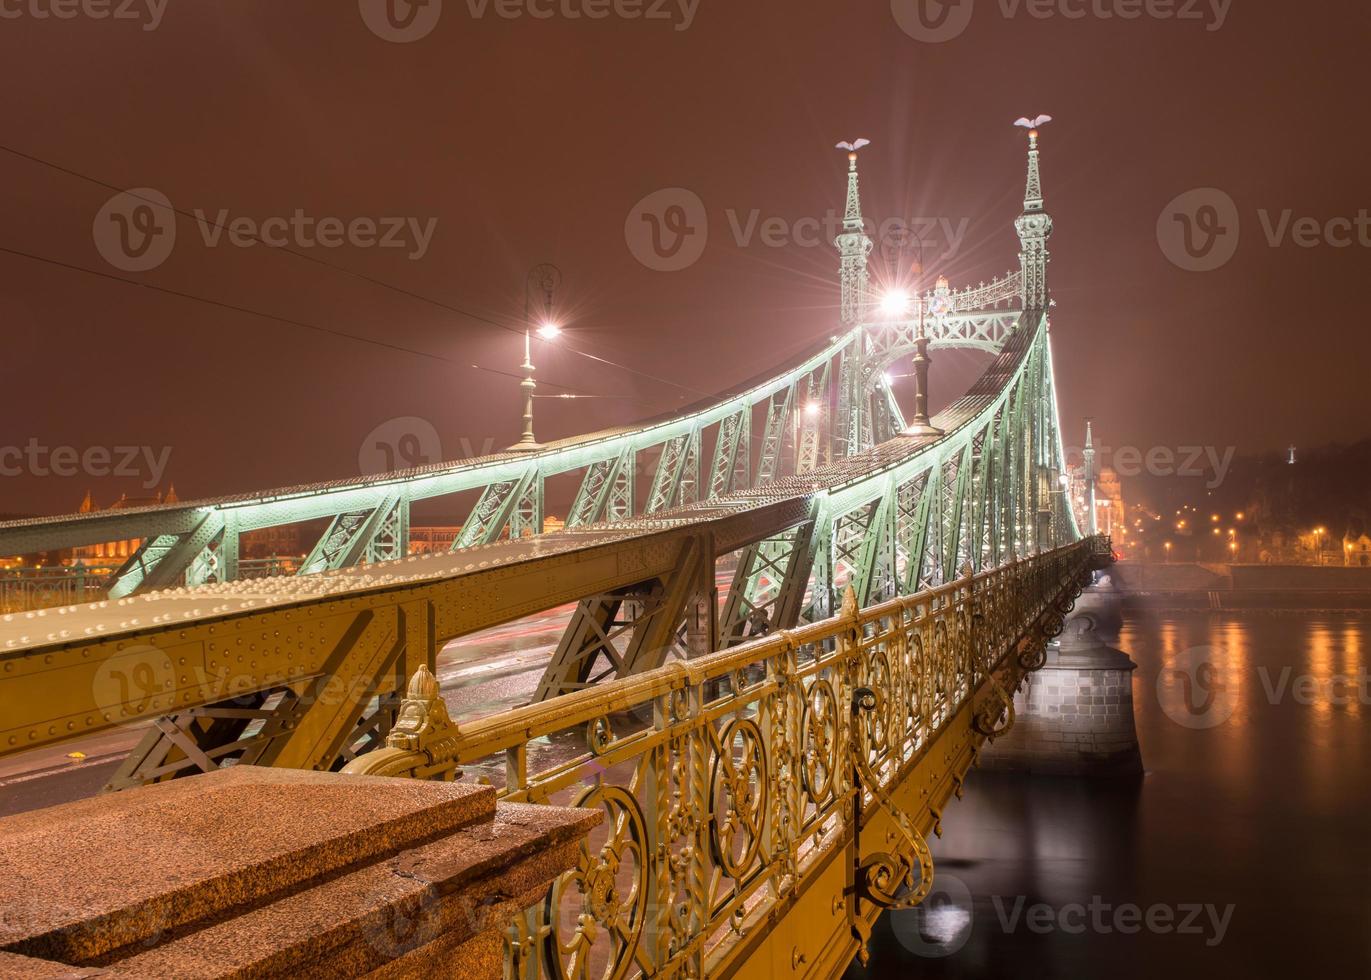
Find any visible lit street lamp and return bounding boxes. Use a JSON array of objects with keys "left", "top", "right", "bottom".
[
  {"left": 899, "top": 277, "right": 947, "bottom": 437},
  {"left": 510, "top": 264, "right": 562, "bottom": 452},
  {"left": 879, "top": 289, "right": 910, "bottom": 318}
]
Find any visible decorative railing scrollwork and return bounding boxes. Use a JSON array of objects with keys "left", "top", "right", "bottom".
[{"left": 346, "top": 537, "right": 1110, "bottom": 978}]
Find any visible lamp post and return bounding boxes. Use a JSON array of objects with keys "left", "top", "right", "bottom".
[
  {"left": 905, "top": 276, "right": 946, "bottom": 437},
  {"left": 509, "top": 264, "right": 562, "bottom": 452}
]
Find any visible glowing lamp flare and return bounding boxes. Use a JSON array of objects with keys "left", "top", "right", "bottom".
[
  {"left": 536, "top": 322, "right": 562, "bottom": 340},
  {"left": 879, "top": 289, "right": 911, "bottom": 317}
]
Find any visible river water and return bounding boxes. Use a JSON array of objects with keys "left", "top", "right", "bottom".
[{"left": 849, "top": 609, "right": 1371, "bottom": 979}]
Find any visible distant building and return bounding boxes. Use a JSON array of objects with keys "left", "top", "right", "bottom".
[
  {"left": 409, "top": 526, "right": 460, "bottom": 554},
  {"left": 1094, "top": 466, "right": 1125, "bottom": 536},
  {"left": 1344, "top": 533, "right": 1371, "bottom": 567},
  {"left": 241, "top": 525, "right": 304, "bottom": 559},
  {"left": 70, "top": 487, "right": 179, "bottom": 563},
  {"left": 407, "top": 516, "right": 566, "bottom": 555}
]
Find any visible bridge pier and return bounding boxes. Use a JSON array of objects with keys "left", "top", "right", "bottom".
[{"left": 981, "top": 574, "right": 1143, "bottom": 777}]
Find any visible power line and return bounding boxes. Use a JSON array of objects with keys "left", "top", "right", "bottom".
[
  {"left": 0, "top": 243, "right": 655, "bottom": 401},
  {"left": 0, "top": 142, "right": 708, "bottom": 398}
]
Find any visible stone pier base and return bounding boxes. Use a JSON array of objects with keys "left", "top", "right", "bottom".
[{"left": 981, "top": 576, "right": 1143, "bottom": 777}]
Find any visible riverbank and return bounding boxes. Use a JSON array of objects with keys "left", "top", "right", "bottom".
[{"left": 1112, "top": 561, "right": 1371, "bottom": 611}]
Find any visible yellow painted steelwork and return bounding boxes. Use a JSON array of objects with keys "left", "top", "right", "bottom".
[{"left": 345, "top": 537, "right": 1109, "bottom": 978}]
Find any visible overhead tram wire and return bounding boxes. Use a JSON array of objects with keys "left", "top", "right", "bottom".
[
  {"left": 0, "top": 142, "right": 710, "bottom": 400},
  {"left": 0, "top": 244, "right": 664, "bottom": 406}
]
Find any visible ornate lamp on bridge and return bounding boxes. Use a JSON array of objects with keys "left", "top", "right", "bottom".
[
  {"left": 904, "top": 276, "right": 949, "bottom": 437},
  {"left": 509, "top": 263, "right": 563, "bottom": 452}
]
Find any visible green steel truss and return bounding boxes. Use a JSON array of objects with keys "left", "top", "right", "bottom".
[{"left": 2, "top": 128, "right": 1077, "bottom": 721}]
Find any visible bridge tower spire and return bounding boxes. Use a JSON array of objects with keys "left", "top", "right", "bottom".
[
  {"left": 1083, "top": 419, "right": 1098, "bottom": 535},
  {"left": 835, "top": 144, "right": 873, "bottom": 325},
  {"left": 1014, "top": 120, "right": 1054, "bottom": 310},
  {"left": 833, "top": 140, "right": 874, "bottom": 457}
]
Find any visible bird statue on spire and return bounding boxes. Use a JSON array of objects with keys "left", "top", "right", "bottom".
[
  {"left": 1013, "top": 114, "right": 1052, "bottom": 131},
  {"left": 835, "top": 138, "right": 871, "bottom": 153}
]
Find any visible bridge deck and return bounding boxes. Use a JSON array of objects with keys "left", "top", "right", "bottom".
[{"left": 0, "top": 318, "right": 1042, "bottom": 771}]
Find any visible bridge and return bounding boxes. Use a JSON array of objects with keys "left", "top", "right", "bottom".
[{"left": 0, "top": 125, "right": 1113, "bottom": 977}]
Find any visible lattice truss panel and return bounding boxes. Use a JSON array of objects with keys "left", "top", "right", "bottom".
[
  {"left": 0, "top": 313, "right": 1081, "bottom": 795},
  {"left": 0, "top": 290, "right": 1026, "bottom": 598}
]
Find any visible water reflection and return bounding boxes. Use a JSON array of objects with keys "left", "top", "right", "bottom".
[{"left": 851, "top": 610, "right": 1371, "bottom": 979}]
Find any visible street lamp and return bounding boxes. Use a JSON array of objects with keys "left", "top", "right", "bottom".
[
  {"left": 510, "top": 264, "right": 562, "bottom": 452},
  {"left": 902, "top": 277, "right": 946, "bottom": 437},
  {"left": 879, "top": 289, "right": 910, "bottom": 318}
]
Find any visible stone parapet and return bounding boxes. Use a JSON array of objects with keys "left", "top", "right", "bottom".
[{"left": 0, "top": 767, "right": 599, "bottom": 979}]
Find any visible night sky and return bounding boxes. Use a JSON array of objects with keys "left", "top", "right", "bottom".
[{"left": 2, "top": 1, "right": 1367, "bottom": 517}]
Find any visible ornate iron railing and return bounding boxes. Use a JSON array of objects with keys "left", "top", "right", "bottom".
[
  {"left": 920, "top": 269, "right": 1022, "bottom": 313},
  {"left": 345, "top": 537, "right": 1107, "bottom": 978},
  {"left": 0, "top": 564, "right": 118, "bottom": 613},
  {"left": 0, "top": 556, "right": 308, "bottom": 612}
]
